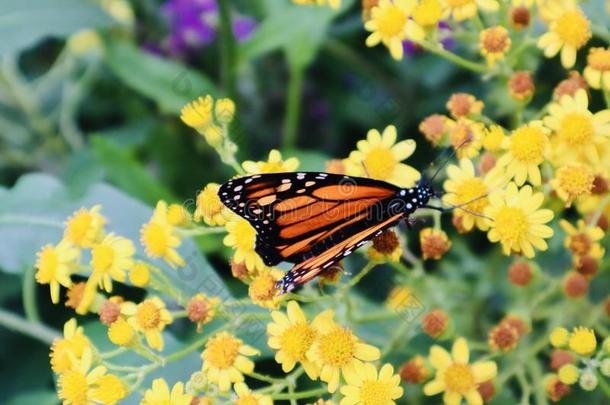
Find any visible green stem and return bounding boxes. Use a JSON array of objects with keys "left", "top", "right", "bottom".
[
  {"left": 22, "top": 265, "right": 40, "bottom": 322},
  {"left": 0, "top": 214, "right": 63, "bottom": 228},
  {"left": 419, "top": 41, "right": 488, "bottom": 73},
  {"left": 344, "top": 262, "right": 377, "bottom": 289},
  {"left": 527, "top": 359, "right": 549, "bottom": 405},
  {"left": 588, "top": 195, "right": 610, "bottom": 228},
  {"left": 270, "top": 387, "right": 327, "bottom": 400},
  {"left": 282, "top": 64, "right": 304, "bottom": 150},
  {"left": 598, "top": 370, "right": 610, "bottom": 399},
  {"left": 604, "top": 90, "right": 610, "bottom": 109},
  {"left": 0, "top": 308, "right": 60, "bottom": 345},
  {"left": 217, "top": 0, "right": 237, "bottom": 99},
  {"left": 246, "top": 371, "right": 284, "bottom": 384}
]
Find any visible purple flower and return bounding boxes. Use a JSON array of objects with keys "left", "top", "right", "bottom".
[
  {"left": 232, "top": 15, "right": 257, "bottom": 42},
  {"left": 402, "top": 21, "right": 455, "bottom": 57}
]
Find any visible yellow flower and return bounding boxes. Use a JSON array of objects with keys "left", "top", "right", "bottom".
[
  {"left": 584, "top": 47, "right": 610, "bottom": 91},
  {"left": 203, "top": 125, "right": 224, "bottom": 148},
  {"left": 446, "top": 118, "right": 484, "bottom": 159},
  {"left": 224, "top": 217, "right": 265, "bottom": 273},
  {"left": 479, "top": 26, "right": 511, "bottom": 66},
  {"left": 215, "top": 98, "right": 236, "bottom": 124},
  {"left": 63, "top": 205, "right": 106, "bottom": 247},
  {"left": 141, "top": 378, "right": 192, "bottom": 405},
  {"left": 558, "top": 364, "right": 579, "bottom": 385},
  {"left": 124, "top": 297, "right": 173, "bottom": 351},
  {"left": 385, "top": 285, "right": 414, "bottom": 311},
  {"left": 249, "top": 268, "right": 284, "bottom": 309},
  {"left": 234, "top": 382, "right": 273, "bottom": 405},
  {"left": 108, "top": 318, "right": 136, "bottom": 347},
  {"left": 140, "top": 201, "right": 185, "bottom": 268},
  {"left": 537, "top": 2, "right": 591, "bottom": 68},
  {"left": 201, "top": 331, "right": 260, "bottom": 392},
  {"left": 413, "top": 0, "right": 443, "bottom": 27},
  {"left": 484, "top": 183, "right": 554, "bottom": 258},
  {"left": 129, "top": 261, "right": 151, "bottom": 287},
  {"left": 50, "top": 318, "right": 91, "bottom": 373},
  {"left": 90, "top": 374, "right": 128, "bottom": 405},
  {"left": 443, "top": 0, "right": 499, "bottom": 22},
  {"left": 569, "top": 327, "right": 596, "bottom": 356},
  {"left": 167, "top": 204, "right": 191, "bottom": 227},
  {"left": 187, "top": 293, "right": 220, "bottom": 332},
  {"left": 194, "top": 183, "right": 231, "bottom": 226},
  {"left": 35, "top": 240, "right": 79, "bottom": 304},
  {"left": 559, "top": 219, "right": 605, "bottom": 259},
  {"left": 482, "top": 125, "right": 504, "bottom": 152},
  {"left": 496, "top": 121, "right": 549, "bottom": 186},
  {"left": 242, "top": 149, "right": 300, "bottom": 174},
  {"left": 423, "top": 337, "right": 497, "bottom": 405},
  {"left": 345, "top": 125, "right": 420, "bottom": 187},
  {"left": 181, "top": 95, "right": 213, "bottom": 131},
  {"left": 91, "top": 233, "right": 135, "bottom": 293},
  {"left": 57, "top": 347, "right": 108, "bottom": 405},
  {"left": 550, "top": 327, "right": 569, "bottom": 348},
  {"left": 544, "top": 90, "right": 610, "bottom": 166},
  {"left": 367, "top": 229, "right": 402, "bottom": 262},
  {"left": 267, "top": 301, "right": 326, "bottom": 378},
  {"left": 308, "top": 311, "right": 381, "bottom": 393},
  {"left": 443, "top": 158, "right": 506, "bottom": 231},
  {"left": 551, "top": 164, "right": 594, "bottom": 207},
  {"left": 446, "top": 93, "right": 484, "bottom": 119},
  {"left": 340, "top": 363, "right": 403, "bottom": 405},
  {"left": 364, "top": 0, "right": 424, "bottom": 60}
]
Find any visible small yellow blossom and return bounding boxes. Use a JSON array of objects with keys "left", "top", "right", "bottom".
[
  {"left": 242, "top": 149, "right": 299, "bottom": 174},
  {"left": 234, "top": 382, "right": 273, "bottom": 405},
  {"left": 140, "top": 201, "right": 185, "bottom": 268},
  {"left": 195, "top": 183, "right": 231, "bottom": 226},
  {"left": 181, "top": 95, "right": 213, "bottom": 131},
  {"left": 91, "top": 233, "right": 135, "bottom": 293},
  {"left": 413, "top": 0, "right": 442, "bottom": 27},
  {"left": 537, "top": 2, "right": 591, "bottom": 68},
  {"left": 63, "top": 205, "right": 106, "bottom": 247},
  {"left": 485, "top": 183, "right": 554, "bottom": 258},
  {"left": 167, "top": 203, "right": 191, "bottom": 227},
  {"left": 224, "top": 217, "right": 265, "bottom": 273},
  {"left": 551, "top": 164, "right": 594, "bottom": 206},
  {"left": 446, "top": 93, "right": 484, "bottom": 119},
  {"left": 482, "top": 125, "right": 505, "bottom": 152},
  {"left": 108, "top": 318, "right": 136, "bottom": 347},
  {"left": 308, "top": 311, "right": 381, "bottom": 393},
  {"left": 203, "top": 125, "right": 224, "bottom": 148},
  {"left": 443, "top": 0, "right": 499, "bottom": 22},
  {"left": 201, "top": 331, "right": 260, "bottom": 392},
  {"left": 479, "top": 26, "right": 511, "bottom": 66},
  {"left": 385, "top": 285, "right": 414, "bottom": 311},
  {"left": 584, "top": 47, "right": 610, "bottom": 91},
  {"left": 339, "top": 363, "right": 403, "bottom": 405},
  {"left": 267, "top": 301, "right": 326, "bottom": 378},
  {"left": 496, "top": 121, "right": 549, "bottom": 186},
  {"left": 446, "top": 118, "right": 484, "bottom": 159},
  {"left": 91, "top": 374, "right": 127, "bottom": 405},
  {"left": 558, "top": 364, "right": 579, "bottom": 385},
  {"left": 559, "top": 219, "right": 605, "bottom": 259},
  {"left": 35, "top": 240, "right": 79, "bottom": 304},
  {"left": 364, "top": 0, "right": 424, "bottom": 60},
  {"left": 57, "top": 348, "right": 108, "bottom": 405},
  {"left": 124, "top": 297, "right": 173, "bottom": 351},
  {"left": 215, "top": 98, "right": 236, "bottom": 124},
  {"left": 550, "top": 327, "right": 569, "bottom": 348},
  {"left": 345, "top": 125, "right": 420, "bottom": 187},
  {"left": 129, "top": 261, "right": 151, "bottom": 287},
  {"left": 141, "top": 378, "right": 192, "bottom": 405},
  {"left": 569, "top": 327, "right": 596, "bottom": 356},
  {"left": 187, "top": 293, "right": 220, "bottom": 332},
  {"left": 423, "top": 337, "right": 497, "bottom": 405},
  {"left": 249, "top": 268, "right": 284, "bottom": 309},
  {"left": 50, "top": 318, "right": 91, "bottom": 373}
]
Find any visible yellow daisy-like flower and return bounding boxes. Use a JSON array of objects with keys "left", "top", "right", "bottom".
[
  {"left": 551, "top": 164, "right": 594, "bottom": 207},
  {"left": 537, "top": 2, "right": 591, "bottom": 68},
  {"left": 267, "top": 301, "right": 327, "bottom": 378},
  {"left": 50, "top": 318, "right": 91, "bottom": 374},
  {"left": 181, "top": 95, "right": 213, "bottom": 131},
  {"left": 234, "top": 382, "right": 273, "bottom": 405},
  {"left": 90, "top": 374, "right": 128, "bottom": 405},
  {"left": 345, "top": 125, "right": 420, "bottom": 187},
  {"left": 479, "top": 26, "right": 511, "bottom": 66},
  {"left": 166, "top": 203, "right": 191, "bottom": 227},
  {"left": 482, "top": 125, "right": 505, "bottom": 152},
  {"left": 544, "top": 90, "right": 610, "bottom": 166},
  {"left": 496, "top": 121, "right": 549, "bottom": 186},
  {"left": 443, "top": 158, "right": 506, "bottom": 231},
  {"left": 446, "top": 118, "right": 484, "bottom": 159},
  {"left": 194, "top": 183, "right": 231, "bottom": 226},
  {"left": 559, "top": 219, "right": 605, "bottom": 259},
  {"left": 63, "top": 205, "right": 106, "bottom": 247},
  {"left": 443, "top": 0, "right": 499, "bottom": 22},
  {"left": 484, "top": 183, "right": 554, "bottom": 258},
  {"left": 549, "top": 327, "right": 569, "bottom": 348},
  {"left": 413, "top": 0, "right": 443, "bottom": 27},
  {"left": 423, "top": 337, "right": 497, "bottom": 405},
  {"left": 249, "top": 268, "right": 284, "bottom": 309},
  {"left": 339, "top": 363, "right": 403, "bottom": 405},
  {"left": 308, "top": 312, "right": 381, "bottom": 393},
  {"left": 224, "top": 217, "right": 265, "bottom": 273},
  {"left": 57, "top": 347, "right": 108, "bottom": 405},
  {"left": 90, "top": 233, "right": 135, "bottom": 293},
  {"left": 141, "top": 378, "right": 192, "bottom": 405},
  {"left": 569, "top": 327, "right": 597, "bottom": 356},
  {"left": 584, "top": 47, "right": 610, "bottom": 91},
  {"left": 35, "top": 240, "right": 79, "bottom": 304},
  {"left": 123, "top": 297, "right": 173, "bottom": 351},
  {"left": 108, "top": 318, "right": 136, "bottom": 347},
  {"left": 364, "top": 0, "right": 424, "bottom": 61},
  {"left": 242, "top": 149, "right": 299, "bottom": 175},
  {"left": 140, "top": 201, "right": 185, "bottom": 268},
  {"left": 129, "top": 261, "right": 151, "bottom": 287},
  {"left": 201, "top": 331, "right": 260, "bottom": 392}
]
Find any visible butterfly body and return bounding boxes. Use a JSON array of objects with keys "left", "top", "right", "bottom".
[{"left": 218, "top": 172, "right": 433, "bottom": 293}]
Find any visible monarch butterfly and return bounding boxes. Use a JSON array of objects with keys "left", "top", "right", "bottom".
[{"left": 218, "top": 171, "right": 442, "bottom": 294}]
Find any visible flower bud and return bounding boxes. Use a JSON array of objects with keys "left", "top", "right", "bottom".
[
  {"left": 420, "top": 228, "right": 451, "bottom": 260},
  {"left": 99, "top": 299, "right": 121, "bottom": 325},
  {"left": 477, "top": 380, "right": 495, "bottom": 402},
  {"left": 600, "top": 358, "right": 610, "bottom": 377},
  {"left": 558, "top": 364, "right": 579, "bottom": 385},
  {"left": 579, "top": 369, "right": 598, "bottom": 391},
  {"left": 419, "top": 114, "right": 447, "bottom": 146},
  {"left": 421, "top": 309, "right": 449, "bottom": 338},
  {"left": 550, "top": 349, "right": 575, "bottom": 371},
  {"left": 545, "top": 374, "right": 571, "bottom": 402},
  {"left": 509, "top": 71, "right": 535, "bottom": 101},
  {"left": 203, "top": 125, "right": 224, "bottom": 149},
  {"left": 510, "top": 6, "right": 530, "bottom": 29},
  {"left": 214, "top": 98, "right": 235, "bottom": 124},
  {"left": 508, "top": 261, "right": 533, "bottom": 286},
  {"left": 563, "top": 272, "right": 588, "bottom": 298},
  {"left": 550, "top": 327, "right": 569, "bottom": 348},
  {"left": 399, "top": 355, "right": 430, "bottom": 384}
]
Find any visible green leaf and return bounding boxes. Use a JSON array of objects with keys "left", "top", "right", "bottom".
[
  {"left": 0, "top": 0, "right": 114, "bottom": 55},
  {"left": 103, "top": 38, "right": 218, "bottom": 113},
  {"left": 5, "top": 390, "right": 58, "bottom": 405}
]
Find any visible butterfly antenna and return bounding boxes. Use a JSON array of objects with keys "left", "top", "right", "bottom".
[
  {"left": 361, "top": 161, "right": 370, "bottom": 177},
  {"left": 428, "top": 135, "right": 473, "bottom": 182},
  {"left": 441, "top": 194, "right": 494, "bottom": 221}
]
